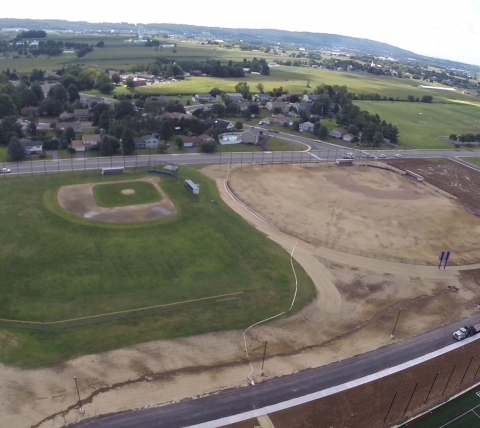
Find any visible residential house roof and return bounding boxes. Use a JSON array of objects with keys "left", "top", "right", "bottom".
[
  {"left": 82, "top": 134, "right": 101, "bottom": 142},
  {"left": 74, "top": 109, "right": 90, "bottom": 117},
  {"left": 163, "top": 112, "right": 186, "bottom": 120},
  {"left": 198, "top": 134, "right": 214, "bottom": 141},
  {"left": 20, "top": 140, "right": 43, "bottom": 148},
  {"left": 226, "top": 93, "right": 243, "bottom": 99},
  {"left": 71, "top": 140, "right": 85, "bottom": 149},
  {"left": 215, "top": 120, "right": 234, "bottom": 129},
  {"left": 59, "top": 112, "right": 74, "bottom": 120},
  {"left": 330, "top": 127, "right": 347, "bottom": 135}
]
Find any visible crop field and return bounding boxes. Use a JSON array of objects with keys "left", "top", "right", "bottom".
[
  {"left": 355, "top": 101, "right": 480, "bottom": 149},
  {"left": 0, "top": 166, "right": 315, "bottom": 368}
]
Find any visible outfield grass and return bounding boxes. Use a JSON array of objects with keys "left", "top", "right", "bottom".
[
  {"left": 92, "top": 181, "right": 162, "bottom": 207},
  {"left": 354, "top": 101, "right": 480, "bottom": 149},
  {"left": 0, "top": 167, "right": 315, "bottom": 368},
  {"left": 406, "top": 388, "right": 480, "bottom": 428}
]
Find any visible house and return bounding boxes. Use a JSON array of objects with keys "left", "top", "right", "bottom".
[
  {"left": 147, "top": 95, "right": 172, "bottom": 104},
  {"left": 295, "top": 103, "right": 313, "bottom": 114},
  {"left": 214, "top": 120, "right": 235, "bottom": 131},
  {"left": 225, "top": 93, "right": 244, "bottom": 102},
  {"left": 81, "top": 134, "right": 101, "bottom": 150},
  {"left": 266, "top": 101, "right": 290, "bottom": 114},
  {"left": 71, "top": 140, "right": 86, "bottom": 152},
  {"left": 198, "top": 134, "right": 215, "bottom": 143},
  {"left": 133, "top": 135, "right": 159, "bottom": 149},
  {"left": 59, "top": 111, "right": 74, "bottom": 121},
  {"left": 195, "top": 93, "right": 216, "bottom": 103},
  {"left": 183, "top": 136, "right": 202, "bottom": 147},
  {"left": 240, "top": 129, "right": 262, "bottom": 144},
  {"left": 57, "top": 122, "right": 82, "bottom": 133},
  {"left": 163, "top": 112, "right": 187, "bottom": 120},
  {"left": 20, "top": 139, "right": 43, "bottom": 154},
  {"left": 342, "top": 133, "right": 355, "bottom": 142},
  {"left": 74, "top": 109, "right": 90, "bottom": 121},
  {"left": 302, "top": 94, "right": 318, "bottom": 102},
  {"left": 253, "top": 93, "right": 271, "bottom": 103},
  {"left": 299, "top": 121, "right": 315, "bottom": 133},
  {"left": 329, "top": 127, "right": 347, "bottom": 139},
  {"left": 16, "top": 119, "right": 31, "bottom": 133},
  {"left": 263, "top": 115, "right": 292, "bottom": 127}
]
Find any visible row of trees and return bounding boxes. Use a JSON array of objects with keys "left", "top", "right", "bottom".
[{"left": 449, "top": 133, "right": 480, "bottom": 143}]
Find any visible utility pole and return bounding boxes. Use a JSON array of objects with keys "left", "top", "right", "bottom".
[
  {"left": 391, "top": 309, "right": 402, "bottom": 339},
  {"left": 261, "top": 341, "right": 268, "bottom": 375},
  {"left": 73, "top": 377, "right": 85, "bottom": 415}
]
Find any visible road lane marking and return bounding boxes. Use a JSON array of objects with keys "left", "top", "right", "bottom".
[
  {"left": 309, "top": 152, "right": 322, "bottom": 160},
  {"left": 257, "top": 415, "right": 275, "bottom": 428}
]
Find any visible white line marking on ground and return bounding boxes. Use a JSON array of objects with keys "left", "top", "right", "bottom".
[
  {"left": 309, "top": 152, "right": 321, "bottom": 160},
  {"left": 472, "top": 409, "right": 480, "bottom": 419},
  {"left": 438, "top": 403, "right": 480, "bottom": 428}
]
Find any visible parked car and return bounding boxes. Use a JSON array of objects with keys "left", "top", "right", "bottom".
[
  {"left": 1, "top": 167, "right": 11, "bottom": 173},
  {"left": 273, "top": 130, "right": 279, "bottom": 133},
  {"left": 378, "top": 154, "right": 387, "bottom": 159},
  {"left": 394, "top": 154, "right": 402, "bottom": 158}
]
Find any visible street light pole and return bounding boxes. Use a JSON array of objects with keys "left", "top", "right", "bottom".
[{"left": 73, "top": 376, "right": 85, "bottom": 415}]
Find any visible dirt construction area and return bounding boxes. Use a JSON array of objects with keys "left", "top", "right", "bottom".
[
  {"left": 2, "top": 163, "right": 480, "bottom": 428},
  {"left": 228, "top": 163, "right": 480, "bottom": 263},
  {"left": 57, "top": 176, "right": 176, "bottom": 223}
]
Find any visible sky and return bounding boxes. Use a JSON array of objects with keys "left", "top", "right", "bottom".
[{"left": 3, "top": 0, "right": 480, "bottom": 65}]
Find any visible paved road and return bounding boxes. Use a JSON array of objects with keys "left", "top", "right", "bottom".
[
  {"left": 1, "top": 138, "right": 478, "bottom": 176},
  {"left": 70, "top": 314, "right": 480, "bottom": 428}
]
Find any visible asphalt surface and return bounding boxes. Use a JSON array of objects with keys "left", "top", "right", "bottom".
[{"left": 69, "top": 314, "right": 480, "bottom": 428}]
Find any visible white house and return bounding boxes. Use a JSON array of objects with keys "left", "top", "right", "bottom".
[
  {"left": 299, "top": 121, "right": 315, "bottom": 133},
  {"left": 20, "top": 139, "right": 43, "bottom": 154},
  {"left": 329, "top": 127, "right": 347, "bottom": 139},
  {"left": 226, "top": 93, "right": 244, "bottom": 102},
  {"left": 342, "top": 133, "right": 355, "bottom": 142},
  {"left": 194, "top": 94, "right": 216, "bottom": 103},
  {"left": 82, "top": 134, "right": 101, "bottom": 150},
  {"left": 133, "top": 135, "right": 159, "bottom": 149},
  {"left": 240, "top": 129, "right": 262, "bottom": 144},
  {"left": 71, "top": 140, "right": 86, "bottom": 152}
]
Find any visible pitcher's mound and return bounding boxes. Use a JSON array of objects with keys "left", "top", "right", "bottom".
[{"left": 57, "top": 177, "right": 176, "bottom": 223}]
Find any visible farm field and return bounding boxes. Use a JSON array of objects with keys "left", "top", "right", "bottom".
[
  {"left": 355, "top": 101, "right": 480, "bottom": 149},
  {"left": 0, "top": 166, "right": 315, "bottom": 368}
]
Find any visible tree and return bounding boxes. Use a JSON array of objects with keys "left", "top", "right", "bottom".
[
  {"left": 449, "top": 134, "right": 457, "bottom": 141},
  {"left": 273, "top": 107, "right": 282, "bottom": 114},
  {"left": 235, "top": 121, "right": 243, "bottom": 130},
  {"left": 242, "top": 109, "right": 252, "bottom": 120},
  {"left": 235, "top": 81, "right": 250, "bottom": 97},
  {"left": 159, "top": 120, "right": 174, "bottom": 141},
  {"left": 209, "top": 87, "right": 222, "bottom": 97},
  {"left": 373, "top": 131, "right": 384, "bottom": 147},
  {"left": 67, "top": 83, "right": 80, "bottom": 103},
  {"left": 120, "top": 128, "right": 135, "bottom": 155},
  {"left": 115, "top": 100, "right": 136, "bottom": 119},
  {"left": 98, "top": 110, "right": 111, "bottom": 131},
  {"left": 175, "top": 137, "right": 184, "bottom": 150},
  {"left": 8, "top": 136, "right": 26, "bottom": 161},
  {"left": 200, "top": 140, "right": 217, "bottom": 153},
  {"left": 257, "top": 83, "right": 265, "bottom": 93},
  {"left": 157, "top": 142, "right": 168, "bottom": 153},
  {"left": 248, "top": 104, "right": 260, "bottom": 115},
  {"left": 125, "top": 77, "right": 135, "bottom": 88},
  {"left": 39, "top": 97, "right": 63, "bottom": 116},
  {"left": 0, "top": 116, "right": 22, "bottom": 145},
  {"left": 111, "top": 74, "right": 120, "bottom": 84},
  {"left": 347, "top": 125, "right": 359, "bottom": 136},
  {"left": 99, "top": 135, "right": 113, "bottom": 156},
  {"left": 65, "top": 127, "right": 76, "bottom": 144},
  {"left": 48, "top": 84, "right": 68, "bottom": 102},
  {"left": 0, "top": 94, "right": 18, "bottom": 119},
  {"left": 30, "top": 83, "right": 44, "bottom": 102},
  {"left": 20, "top": 89, "right": 38, "bottom": 107},
  {"left": 407, "top": 95, "right": 415, "bottom": 102},
  {"left": 421, "top": 95, "right": 433, "bottom": 103},
  {"left": 317, "top": 125, "right": 328, "bottom": 139}
]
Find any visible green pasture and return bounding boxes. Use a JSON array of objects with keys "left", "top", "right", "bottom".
[
  {"left": 354, "top": 101, "right": 480, "bottom": 149},
  {"left": 92, "top": 181, "right": 162, "bottom": 207},
  {"left": 460, "top": 157, "right": 480, "bottom": 167},
  {"left": 405, "top": 388, "right": 480, "bottom": 428},
  {"left": 0, "top": 166, "right": 315, "bottom": 368}
]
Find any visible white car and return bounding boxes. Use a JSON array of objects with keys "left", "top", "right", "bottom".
[
  {"left": 378, "top": 154, "right": 387, "bottom": 159},
  {"left": 394, "top": 154, "right": 402, "bottom": 158},
  {"left": 1, "top": 167, "right": 11, "bottom": 173}
]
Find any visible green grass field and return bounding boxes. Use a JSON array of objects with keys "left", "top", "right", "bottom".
[
  {"left": 406, "top": 388, "right": 480, "bottom": 428},
  {"left": 0, "top": 166, "right": 315, "bottom": 368},
  {"left": 460, "top": 157, "right": 480, "bottom": 167},
  {"left": 354, "top": 101, "right": 480, "bottom": 149},
  {"left": 92, "top": 181, "right": 162, "bottom": 207}
]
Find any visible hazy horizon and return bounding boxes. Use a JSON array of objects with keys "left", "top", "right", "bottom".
[{"left": 3, "top": 0, "right": 480, "bottom": 66}]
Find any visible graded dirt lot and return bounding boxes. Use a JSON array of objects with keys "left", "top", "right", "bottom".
[
  {"left": 57, "top": 176, "right": 176, "bottom": 223},
  {"left": 385, "top": 158, "right": 480, "bottom": 216},
  {"left": 2, "top": 164, "right": 480, "bottom": 428},
  {"left": 228, "top": 164, "right": 480, "bottom": 263}
]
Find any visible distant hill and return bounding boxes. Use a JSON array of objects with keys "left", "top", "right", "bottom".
[{"left": 1, "top": 18, "right": 479, "bottom": 72}]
